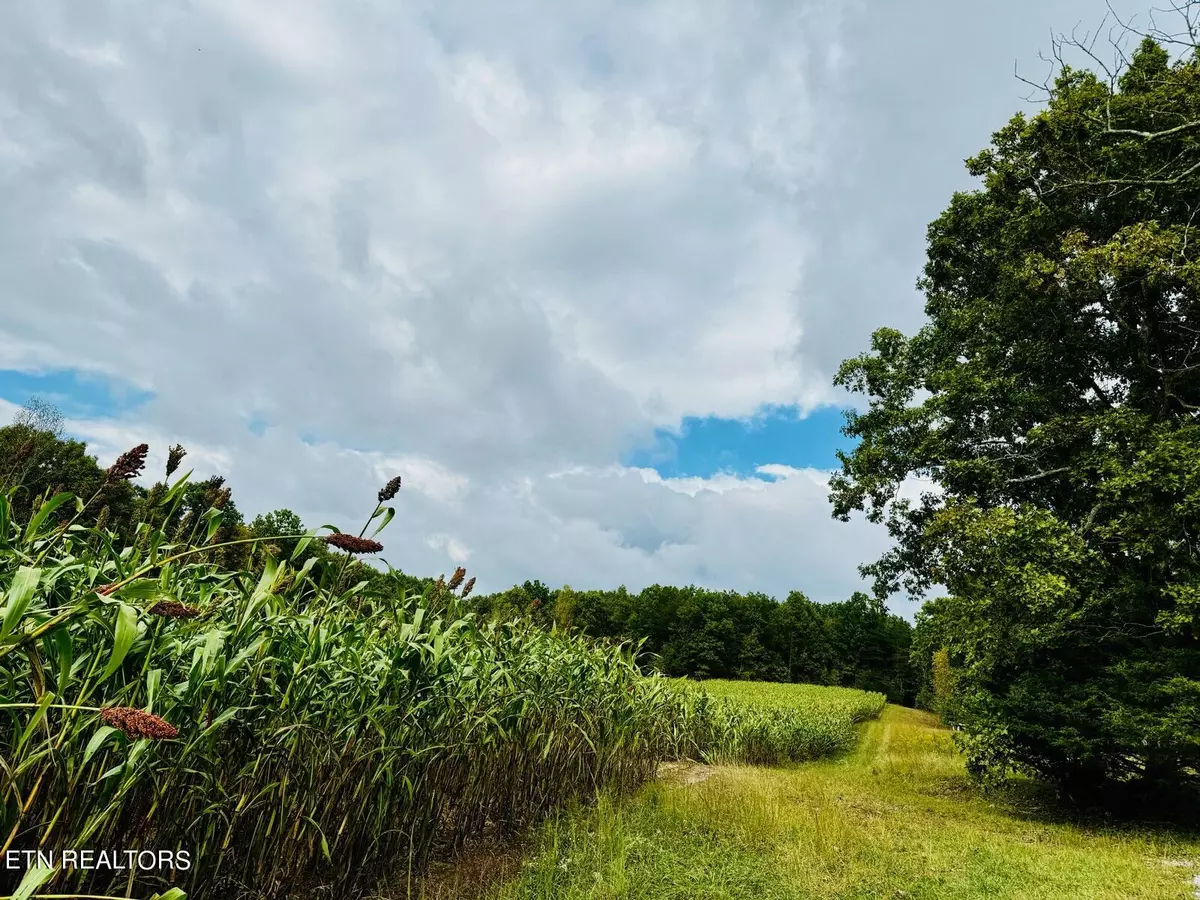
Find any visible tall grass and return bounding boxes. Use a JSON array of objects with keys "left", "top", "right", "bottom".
[{"left": 0, "top": 463, "right": 681, "bottom": 899}]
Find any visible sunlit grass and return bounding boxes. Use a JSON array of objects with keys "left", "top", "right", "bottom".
[{"left": 482, "top": 706, "right": 1200, "bottom": 900}]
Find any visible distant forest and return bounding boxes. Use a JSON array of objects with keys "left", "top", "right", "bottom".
[{"left": 467, "top": 581, "right": 916, "bottom": 705}]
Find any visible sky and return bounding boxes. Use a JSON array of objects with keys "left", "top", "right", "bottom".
[{"left": 0, "top": 0, "right": 1153, "bottom": 615}]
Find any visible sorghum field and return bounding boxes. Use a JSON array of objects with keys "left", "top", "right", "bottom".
[
  {"left": 0, "top": 454, "right": 882, "bottom": 900},
  {"left": 690, "top": 680, "right": 886, "bottom": 764}
]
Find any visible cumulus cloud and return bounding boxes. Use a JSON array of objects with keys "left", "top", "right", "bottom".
[{"left": 0, "top": 0, "right": 1145, "bottom": 614}]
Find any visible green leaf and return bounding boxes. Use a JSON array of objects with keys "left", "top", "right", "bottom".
[
  {"left": 201, "top": 706, "right": 241, "bottom": 736},
  {"left": 23, "top": 491, "right": 74, "bottom": 541},
  {"left": 151, "top": 889, "right": 188, "bottom": 900},
  {"left": 162, "top": 471, "right": 194, "bottom": 506},
  {"left": 83, "top": 725, "right": 119, "bottom": 766},
  {"left": 1, "top": 566, "right": 42, "bottom": 641},
  {"left": 11, "top": 863, "right": 56, "bottom": 900},
  {"left": 369, "top": 507, "right": 395, "bottom": 538},
  {"left": 291, "top": 529, "right": 318, "bottom": 561},
  {"left": 48, "top": 626, "right": 72, "bottom": 694},
  {"left": 0, "top": 491, "right": 10, "bottom": 548},
  {"left": 99, "top": 602, "right": 139, "bottom": 681},
  {"left": 110, "top": 579, "right": 167, "bottom": 600},
  {"left": 203, "top": 506, "right": 225, "bottom": 543},
  {"left": 17, "top": 690, "right": 56, "bottom": 752},
  {"left": 147, "top": 667, "right": 162, "bottom": 711}
]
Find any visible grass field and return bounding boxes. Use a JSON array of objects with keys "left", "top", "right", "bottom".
[{"left": 443, "top": 705, "right": 1200, "bottom": 900}]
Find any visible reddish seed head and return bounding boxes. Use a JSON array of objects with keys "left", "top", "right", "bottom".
[
  {"left": 148, "top": 600, "right": 201, "bottom": 619},
  {"left": 378, "top": 476, "right": 402, "bottom": 502},
  {"left": 447, "top": 567, "right": 466, "bottom": 591},
  {"left": 324, "top": 533, "right": 384, "bottom": 554},
  {"left": 107, "top": 444, "right": 149, "bottom": 481},
  {"left": 461, "top": 576, "right": 476, "bottom": 599},
  {"left": 100, "top": 707, "right": 178, "bottom": 741}
]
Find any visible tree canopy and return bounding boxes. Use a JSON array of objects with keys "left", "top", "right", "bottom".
[{"left": 832, "top": 37, "right": 1200, "bottom": 797}]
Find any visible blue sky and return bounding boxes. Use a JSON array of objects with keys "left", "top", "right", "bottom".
[
  {"left": 0, "top": 368, "right": 152, "bottom": 421},
  {"left": 625, "top": 405, "right": 855, "bottom": 479}
]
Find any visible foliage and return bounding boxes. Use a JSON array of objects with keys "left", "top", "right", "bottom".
[
  {"left": 0, "top": 419, "right": 140, "bottom": 541},
  {"left": 831, "top": 37, "right": 1200, "bottom": 797},
  {"left": 0, "top": 467, "right": 684, "bottom": 899}
]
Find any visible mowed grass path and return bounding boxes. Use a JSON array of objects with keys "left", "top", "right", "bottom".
[{"left": 456, "top": 706, "right": 1200, "bottom": 900}]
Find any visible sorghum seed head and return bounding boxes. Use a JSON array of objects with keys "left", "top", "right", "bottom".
[
  {"left": 202, "top": 477, "right": 226, "bottom": 506},
  {"left": 148, "top": 600, "right": 201, "bottom": 619},
  {"left": 378, "top": 476, "right": 402, "bottom": 502},
  {"left": 461, "top": 577, "right": 476, "bottom": 599},
  {"left": 100, "top": 707, "right": 178, "bottom": 741},
  {"left": 324, "top": 533, "right": 384, "bottom": 554},
  {"left": 107, "top": 444, "right": 149, "bottom": 481},
  {"left": 447, "top": 567, "right": 466, "bottom": 591},
  {"left": 144, "top": 483, "right": 166, "bottom": 509},
  {"left": 172, "top": 510, "right": 194, "bottom": 542},
  {"left": 166, "top": 444, "right": 186, "bottom": 478}
]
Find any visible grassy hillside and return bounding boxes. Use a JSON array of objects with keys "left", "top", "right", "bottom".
[{"left": 465, "top": 706, "right": 1200, "bottom": 900}]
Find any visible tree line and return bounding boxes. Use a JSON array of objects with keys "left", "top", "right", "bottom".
[{"left": 467, "top": 581, "right": 915, "bottom": 703}]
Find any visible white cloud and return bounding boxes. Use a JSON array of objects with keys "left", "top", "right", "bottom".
[{"left": 0, "top": 0, "right": 1146, "bottom": 616}]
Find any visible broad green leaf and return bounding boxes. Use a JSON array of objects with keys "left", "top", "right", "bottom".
[
  {"left": 1, "top": 566, "right": 42, "bottom": 641},
  {"left": 23, "top": 491, "right": 73, "bottom": 541},
  {"left": 147, "top": 667, "right": 162, "bottom": 711},
  {"left": 202, "top": 506, "right": 224, "bottom": 543},
  {"left": 83, "top": 725, "right": 119, "bottom": 766},
  {"left": 291, "top": 528, "right": 318, "bottom": 561},
  {"left": 110, "top": 579, "right": 168, "bottom": 600},
  {"left": 11, "top": 863, "right": 56, "bottom": 900},
  {"left": 99, "top": 602, "right": 139, "bottom": 681},
  {"left": 162, "top": 471, "right": 195, "bottom": 505},
  {"left": 369, "top": 507, "right": 395, "bottom": 538},
  {"left": 48, "top": 626, "right": 72, "bottom": 694},
  {"left": 17, "top": 690, "right": 56, "bottom": 752},
  {"left": 201, "top": 706, "right": 241, "bottom": 735}
]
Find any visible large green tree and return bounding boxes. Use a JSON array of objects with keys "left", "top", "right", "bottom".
[{"left": 832, "top": 37, "right": 1200, "bottom": 797}]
